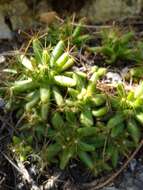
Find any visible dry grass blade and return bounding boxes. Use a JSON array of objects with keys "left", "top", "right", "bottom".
[
  {"left": 1, "top": 152, "right": 40, "bottom": 190},
  {"left": 71, "top": 23, "right": 111, "bottom": 30}
]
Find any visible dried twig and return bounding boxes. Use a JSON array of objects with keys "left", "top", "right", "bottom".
[
  {"left": 71, "top": 23, "right": 111, "bottom": 30},
  {"left": 1, "top": 152, "right": 40, "bottom": 190},
  {"left": 0, "top": 51, "right": 21, "bottom": 57},
  {"left": 97, "top": 81, "right": 137, "bottom": 92}
]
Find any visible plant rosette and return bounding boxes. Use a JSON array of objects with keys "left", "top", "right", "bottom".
[{"left": 7, "top": 39, "right": 76, "bottom": 122}]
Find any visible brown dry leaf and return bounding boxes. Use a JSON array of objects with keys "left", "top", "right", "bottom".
[{"left": 39, "top": 11, "right": 58, "bottom": 25}]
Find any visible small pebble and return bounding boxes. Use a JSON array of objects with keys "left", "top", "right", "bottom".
[
  {"left": 0, "top": 98, "right": 5, "bottom": 108},
  {"left": 130, "top": 159, "right": 137, "bottom": 172},
  {"left": 16, "top": 182, "right": 25, "bottom": 190},
  {"left": 121, "top": 67, "right": 130, "bottom": 77},
  {"left": 29, "top": 165, "right": 37, "bottom": 176},
  {"left": 104, "top": 72, "right": 122, "bottom": 84},
  {"left": 102, "top": 160, "right": 143, "bottom": 190},
  {"left": 0, "top": 56, "right": 6, "bottom": 64}
]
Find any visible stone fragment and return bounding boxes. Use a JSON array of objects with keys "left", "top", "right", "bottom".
[
  {"left": 0, "top": 56, "right": 6, "bottom": 64},
  {"left": 79, "top": 0, "right": 143, "bottom": 22},
  {"left": 0, "top": 13, "right": 12, "bottom": 40},
  {"left": 39, "top": 11, "right": 57, "bottom": 25}
]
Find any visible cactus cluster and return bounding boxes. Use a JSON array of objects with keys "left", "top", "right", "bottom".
[
  {"left": 1, "top": 22, "right": 143, "bottom": 176},
  {"left": 46, "top": 18, "right": 90, "bottom": 47},
  {"left": 88, "top": 27, "right": 143, "bottom": 65},
  {"left": 7, "top": 39, "right": 76, "bottom": 122}
]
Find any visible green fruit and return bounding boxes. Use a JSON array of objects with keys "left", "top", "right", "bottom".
[
  {"left": 11, "top": 80, "right": 37, "bottom": 93},
  {"left": 111, "top": 122, "right": 125, "bottom": 138},
  {"left": 73, "top": 73, "right": 85, "bottom": 89},
  {"left": 60, "top": 147, "right": 74, "bottom": 169},
  {"left": 54, "top": 75, "right": 76, "bottom": 87},
  {"left": 26, "top": 91, "right": 36, "bottom": 101},
  {"left": 64, "top": 71, "right": 74, "bottom": 77},
  {"left": 79, "top": 152, "right": 94, "bottom": 169},
  {"left": 96, "top": 67, "right": 107, "bottom": 77},
  {"left": 40, "top": 87, "right": 51, "bottom": 104},
  {"left": 52, "top": 86, "right": 64, "bottom": 106},
  {"left": 75, "top": 71, "right": 87, "bottom": 78},
  {"left": 42, "top": 49, "right": 50, "bottom": 65},
  {"left": 92, "top": 107, "right": 108, "bottom": 117},
  {"left": 72, "top": 22, "right": 83, "bottom": 38},
  {"left": 78, "top": 141, "right": 95, "bottom": 152},
  {"left": 92, "top": 94, "right": 106, "bottom": 106},
  {"left": 87, "top": 82, "right": 96, "bottom": 96},
  {"left": 61, "top": 58, "right": 74, "bottom": 71},
  {"left": 80, "top": 109, "right": 93, "bottom": 127},
  {"left": 50, "top": 40, "right": 64, "bottom": 67},
  {"left": 56, "top": 52, "right": 69, "bottom": 68},
  {"left": 68, "top": 88, "right": 78, "bottom": 97},
  {"left": 89, "top": 72, "right": 99, "bottom": 83},
  {"left": 107, "top": 114, "right": 124, "bottom": 129},
  {"left": 41, "top": 102, "right": 49, "bottom": 121},
  {"left": 77, "top": 88, "right": 86, "bottom": 100},
  {"left": 32, "top": 38, "right": 42, "bottom": 63},
  {"left": 25, "top": 90, "right": 40, "bottom": 111},
  {"left": 127, "top": 119, "right": 141, "bottom": 143},
  {"left": 77, "top": 127, "right": 97, "bottom": 137}
]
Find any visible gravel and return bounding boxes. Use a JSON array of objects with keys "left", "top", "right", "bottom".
[{"left": 102, "top": 159, "right": 143, "bottom": 190}]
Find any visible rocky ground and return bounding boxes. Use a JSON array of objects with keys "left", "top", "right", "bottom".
[{"left": 103, "top": 159, "right": 143, "bottom": 190}]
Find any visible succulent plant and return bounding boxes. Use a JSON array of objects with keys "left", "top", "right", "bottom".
[
  {"left": 109, "top": 83, "right": 143, "bottom": 146},
  {"left": 2, "top": 23, "right": 143, "bottom": 177},
  {"left": 6, "top": 39, "right": 76, "bottom": 122},
  {"left": 46, "top": 18, "right": 91, "bottom": 47},
  {"left": 88, "top": 27, "right": 135, "bottom": 64}
]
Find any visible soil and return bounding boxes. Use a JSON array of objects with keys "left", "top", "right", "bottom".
[{"left": 50, "top": 0, "right": 86, "bottom": 15}]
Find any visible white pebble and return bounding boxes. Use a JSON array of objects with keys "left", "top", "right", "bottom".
[{"left": 0, "top": 55, "right": 6, "bottom": 64}]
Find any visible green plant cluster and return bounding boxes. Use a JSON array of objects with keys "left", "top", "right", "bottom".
[
  {"left": 88, "top": 27, "right": 143, "bottom": 65},
  {"left": 9, "top": 39, "right": 77, "bottom": 121},
  {"left": 2, "top": 23, "right": 143, "bottom": 175},
  {"left": 46, "top": 18, "right": 91, "bottom": 47}
]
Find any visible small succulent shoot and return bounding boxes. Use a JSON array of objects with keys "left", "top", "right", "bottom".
[
  {"left": 88, "top": 27, "right": 135, "bottom": 64},
  {"left": 8, "top": 39, "right": 76, "bottom": 122},
  {"left": 46, "top": 18, "right": 91, "bottom": 48}
]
